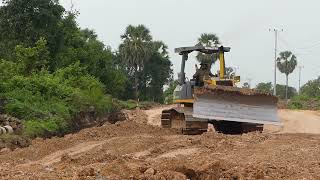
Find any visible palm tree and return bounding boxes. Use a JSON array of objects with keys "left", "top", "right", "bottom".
[
  {"left": 152, "top": 40, "right": 169, "bottom": 58},
  {"left": 277, "top": 51, "right": 297, "bottom": 100},
  {"left": 196, "top": 33, "right": 220, "bottom": 67},
  {"left": 119, "top": 25, "right": 152, "bottom": 100}
]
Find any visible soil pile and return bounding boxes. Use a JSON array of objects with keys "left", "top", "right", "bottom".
[{"left": 0, "top": 108, "right": 319, "bottom": 179}]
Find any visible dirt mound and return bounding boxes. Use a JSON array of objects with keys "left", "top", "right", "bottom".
[
  {"left": 0, "top": 108, "right": 320, "bottom": 179},
  {"left": 0, "top": 135, "right": 30, "bottom": 150},
  {"left": 125, "top": 109, "right": 149, "bottom": 124}
]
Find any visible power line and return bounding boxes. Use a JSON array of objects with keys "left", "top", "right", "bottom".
[
  {"left": 278, "top": 36, "right": 308, "bottom": 56},
  {"left": 278, "top": 36, "right": 320, "bottom": 73},
  {"left": 279, "top": 35, "right": 320, "bottom": 54},
  {"left": 296, "top": 41, "right": 320, "bottom": 50}
]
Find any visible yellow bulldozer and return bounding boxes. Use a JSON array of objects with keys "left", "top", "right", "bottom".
[{"left": 161, "top": 45, "right": 280, "bottom": 134}]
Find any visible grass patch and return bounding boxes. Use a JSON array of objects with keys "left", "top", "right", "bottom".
[{"left": 117, "top": 100, "right": 138, "bottom": 110}]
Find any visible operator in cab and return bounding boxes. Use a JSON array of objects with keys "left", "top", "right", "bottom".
[{"left": 193, "top": 63, "right": 215, "bottom": 86}]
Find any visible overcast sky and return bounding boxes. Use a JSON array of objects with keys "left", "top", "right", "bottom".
[{"left": 60, "top": 0, "right": 320, "bottom": 88}]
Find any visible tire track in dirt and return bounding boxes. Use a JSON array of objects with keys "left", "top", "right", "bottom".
[
  {"left": 17, "top": 136, "right": 123, "bottom": 167},
  {"left": 17, "top": 140, "right": 106, "bottom": 167}
]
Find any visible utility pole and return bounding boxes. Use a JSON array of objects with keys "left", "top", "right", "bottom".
[
  {"left": 298, "top": 66, "right": 304, "bottom": 94},
  {"left": 269, "top": 28, "right": 283, "bottom": 96}
]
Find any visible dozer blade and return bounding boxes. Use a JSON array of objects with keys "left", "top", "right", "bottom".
[{"left": 193, "top": 86, "right": 281, "bottom": 125}]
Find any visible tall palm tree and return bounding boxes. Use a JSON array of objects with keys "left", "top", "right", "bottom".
[
  {"left": 152, "top": 40, "right": 168, "bottom": 58},
  {"left": 196, "top": 33, "right": 220, "bottom": 67},
  {"left": 277, "top": 51, "right": 297, "bottom": 100},
  {"left": 119, "top": 25, "right": 152, "bottom": 100}
]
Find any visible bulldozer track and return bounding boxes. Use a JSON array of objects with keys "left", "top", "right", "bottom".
[
  {"left": 161, "top": 109, "right": 208, "bottom": 135},
  {"left": 161, "top": 108, "right": 265, "bottom": 135}
]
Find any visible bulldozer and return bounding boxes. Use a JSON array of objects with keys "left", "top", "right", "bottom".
[{"left": 161, "top": 45, "right": 280, "bottom": 134}]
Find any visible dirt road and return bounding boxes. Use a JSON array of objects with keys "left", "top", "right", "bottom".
[
  {"left": 265, "top": 109, "right": 320, "bottom": 134},
  {"left": 0, "top": 107, "right": 320, "bottom": 179}
]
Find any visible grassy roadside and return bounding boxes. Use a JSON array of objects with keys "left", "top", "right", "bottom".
[{"left": 287, "top": 96, "right": 320, "bottom": 110}]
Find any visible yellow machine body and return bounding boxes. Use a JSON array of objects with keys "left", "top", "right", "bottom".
[{"left": 161, "top": 45, "right": 279, "bottom": 135}]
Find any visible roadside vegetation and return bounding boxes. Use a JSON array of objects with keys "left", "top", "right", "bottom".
[
  {"left": 0, "top": 0, "right": 172, "bottom": 138},
  {"left": 288, "top": 77, "right": 320, "bottom": 110},
  {"left": 255, "top": 50, "right": 319, "bottom": 110},
  {"left": 256, "top": 77, "right": 320, "bottom": 110}
]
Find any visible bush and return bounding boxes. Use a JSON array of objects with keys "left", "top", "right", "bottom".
[
  {"left": 288, "top": 101, "right": 303, "bottom": 109},
  {"left": 287, "top": 95, "right": 320, "bottom": 110},
  {"left": 300, "top": 77, "right": 320, "bottom": 98},
  {"left": 23, "top": 118, "right": 70, "bottom": 138},
  {"left": 1, "top": 62, "right": 116, "bottom": 138}
]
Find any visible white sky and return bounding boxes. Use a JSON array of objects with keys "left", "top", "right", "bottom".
[{"left": 51, "top": 1, "right": 320, "bottom": 88}]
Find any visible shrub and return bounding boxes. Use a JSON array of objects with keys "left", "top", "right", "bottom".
[
  {"left": 1, "top": 62, "right": 116, "bottom": 138},
  {"left": 23, "top": 118, "right": 70, "bottom": 138},
  {"left": 288, "top": 95, "right": 320, "bottom": 110},
  {"left": 288, "top": 101, "right": 303, "bottom": 109}
]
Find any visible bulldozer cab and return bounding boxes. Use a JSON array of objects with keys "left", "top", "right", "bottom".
[
  {"left": 173, "top": 45, "right": 241, "bottom": 103},
  {"left": 175, "top": 45, "right": 240, "bottom": 88},
  {"left": 175, "top": 45, "right": 240, "bottom": 87}
]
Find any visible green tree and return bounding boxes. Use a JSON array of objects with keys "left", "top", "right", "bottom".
[
  {"left": 75, "top": 29, "right": 127, "bottom": 98},
  {"left": 14, "top": 38, "right": 50, "bottom": 75},
  {"left": 164, "top": 80, "right": 178, "bottom": 104},
  {"left": 0, "top": 0, "right": 65, "bottom": 59},
  {"left": 140, "top": 41, "right": 172, "bottom": 102},
  {"left": 196, "top": 33, "right": 220, "bottom": 67},
  {"left": 255, "top": 82, "right": 297, "bottom": 99},
  {"left": 276, "top": 84, "right": 297, "bottom": 99},
  {"left": 277, "top": 51, "right": 297, "bottom": 100},
  {"left": 256, "top": 82, "right": 273, "bottom": 93},
  {"left": 300, "top": 77, "right": 320, "bottom": 98},
  {"left": 119, "top": 25, "right": 153, "bottom": 100}
]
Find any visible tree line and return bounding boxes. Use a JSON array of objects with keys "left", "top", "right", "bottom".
[{"left": 0, "top": 0, "right": 172, "bottom": 137}]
